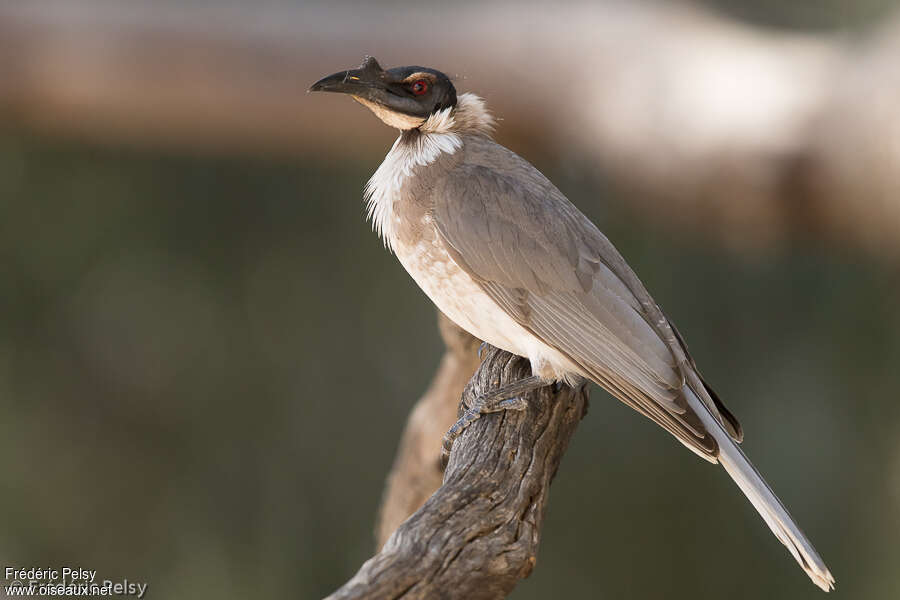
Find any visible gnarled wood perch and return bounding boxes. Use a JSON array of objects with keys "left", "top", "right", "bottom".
[
  {"left": 328, "top": 335, "right": 588, "bottom": 600},
  {"left": 374, "top": 314, "right": 483, "bottom": 548}
]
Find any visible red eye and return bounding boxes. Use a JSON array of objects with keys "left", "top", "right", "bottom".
[{"left": 411, "top": 80, "right": 428, "bottom": 95}]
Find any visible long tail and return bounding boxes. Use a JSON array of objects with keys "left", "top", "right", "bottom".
[{"left": 685, "top": 386, "right": 835, "bottom": 592}]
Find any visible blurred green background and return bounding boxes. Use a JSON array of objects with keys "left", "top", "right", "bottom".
[{"left": 1, "top": 1, "right": 899, "bottom": 599}]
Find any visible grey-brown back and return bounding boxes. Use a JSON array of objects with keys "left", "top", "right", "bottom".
[{"left": 419, "top": 134, "right": 742, "bottom": 458}]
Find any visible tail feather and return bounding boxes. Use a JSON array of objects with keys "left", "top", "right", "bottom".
[{"left": 685, "top": 386, "right": 835, "bottom": 592}]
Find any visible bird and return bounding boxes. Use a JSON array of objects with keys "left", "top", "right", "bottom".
[{"left": 309, "top": 56, "right": 834, "bottom": 591}]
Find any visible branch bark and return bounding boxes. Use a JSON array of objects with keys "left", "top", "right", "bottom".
[
  {"left": 375, "top": 314, "right": 482, "bottom": 548},
  {"left": 330, "top": 344, "right": 589, "bottom": 600}
]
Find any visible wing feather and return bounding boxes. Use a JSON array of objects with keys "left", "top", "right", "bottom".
[{"left": 431, "top": 138, "right": 740, "bottom": 459}]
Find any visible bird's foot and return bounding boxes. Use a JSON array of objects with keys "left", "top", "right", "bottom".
[{"left": 440, "top": 375, "right": 546, "bottom": 469}]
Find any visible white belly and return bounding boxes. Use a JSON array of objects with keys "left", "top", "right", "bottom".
[{"left": 393, "top": 231, "right": 581, "bottom": 382}]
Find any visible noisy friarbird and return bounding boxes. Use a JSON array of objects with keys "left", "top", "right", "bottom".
[{"left": 310, "top": 56, "right": 834, "bottom": 591}]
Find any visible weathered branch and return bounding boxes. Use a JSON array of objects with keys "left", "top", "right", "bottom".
[
  {"left": 375, "top": 314, "right": 482, "bottom": 548},
  {"left": 329, "top": 345, "right": 589, "bottom": 600}
]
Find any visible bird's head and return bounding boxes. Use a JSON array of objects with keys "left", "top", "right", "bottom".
[{"left": 309, "top": 56, "right": 457, "bottom": 130}]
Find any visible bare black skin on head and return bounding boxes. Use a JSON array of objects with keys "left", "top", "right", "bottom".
[{"left": 309, "top": 56, "right": 457, "bottom": 118}]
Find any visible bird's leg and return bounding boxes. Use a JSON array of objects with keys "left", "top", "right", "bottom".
[{"left": 440, "top": 375, "right": 548, "bottom": 468}]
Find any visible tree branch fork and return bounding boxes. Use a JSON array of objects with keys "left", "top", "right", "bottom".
[{"left": 328, "top": 319, "right": 588, "bottom": 600}]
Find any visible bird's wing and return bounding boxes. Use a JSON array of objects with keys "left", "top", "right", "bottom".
[{"left": 430, "top": 145, "right": 741, "bottom": 459}]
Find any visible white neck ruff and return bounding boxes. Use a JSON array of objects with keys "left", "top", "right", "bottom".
[{"left": 364, "top": 94, "right": 493, "bottom": 250}]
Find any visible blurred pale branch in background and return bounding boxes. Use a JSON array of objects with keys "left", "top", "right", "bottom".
[
  {"left": 3, "top": 0, "right": 900, "bottom": 258},
  {"left": 2, "top": 1, "right": 900, "bottom": 256}
]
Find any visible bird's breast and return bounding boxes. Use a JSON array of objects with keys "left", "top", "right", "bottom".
[
  {"left": 370, "top": 134, "right": 580, "bottom": 381},
  {"left": 393, "top": 225, "right": 522, "bottom": 350},
  {"left": 390, "top": 221, "right": 579, "bottom": 382}
]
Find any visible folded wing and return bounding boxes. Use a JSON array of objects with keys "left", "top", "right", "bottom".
[{"left": 430, "top": 142, "right": 740, "bottom": 459}]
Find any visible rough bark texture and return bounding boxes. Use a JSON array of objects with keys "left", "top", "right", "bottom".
[
  {"left": 328, "top": 345, "right": 589, "bottom": 600},
  {"left": 375, "top": 314, "right": 482, "bottom": 548}
]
